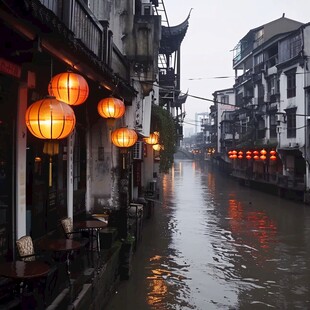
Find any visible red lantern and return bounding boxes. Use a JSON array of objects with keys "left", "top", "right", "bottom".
[
  {"left": 25, "top": 96, "right": 76, "bottom": 187},
  {"left": 25, "top": 97, "right": 76, "bottom": 140},
  {"left": 253, "top": 155, "right": 259, "bottom": 160},
  {"left": 270, "top": 155, "right": 277, "bottom": 160},
  {"left": 144, "top": 132, "right": 159, "bottom": 145},
  {"left": 253, "top": 150, "right": 259, "bottom": 156},
  {"left": 260, "top": 149, "right": 267, "bottom": 155},
  {"left": 111, "top": 127, "right": 138, "bottom": 148},
  {"left": 48, "top": 72, "right": 89, "bottom": 106},
  {"left": 270, "top": 150, "right": 276, "bottom": 156},
  {"left": 260, "top": 155, "right": 266, "bottom": 160},
  {"left": 97, "top": 97, "right": 125, "bottom": 128}
]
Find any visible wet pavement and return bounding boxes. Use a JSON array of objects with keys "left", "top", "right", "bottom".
[{"left": 106, "top": 160, "right": 310, "bottom": 309}]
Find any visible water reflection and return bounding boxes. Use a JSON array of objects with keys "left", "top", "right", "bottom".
[{"left": 106, "top": 160, "right": 310, "bottom": 310}]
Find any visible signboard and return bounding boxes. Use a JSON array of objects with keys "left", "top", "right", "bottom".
[{"left": 0, "top": 58, "right": 21, "bottom": 79}]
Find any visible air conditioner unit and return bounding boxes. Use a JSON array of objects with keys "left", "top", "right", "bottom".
[{"left": 133, "top": 141, "right": 144, "bottom": 160}]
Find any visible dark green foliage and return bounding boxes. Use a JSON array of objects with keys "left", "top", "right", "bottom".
[{"left": 151, "top": 105, "right": 176, "bottom": 173}]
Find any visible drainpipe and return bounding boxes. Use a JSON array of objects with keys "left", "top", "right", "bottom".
[{"left": 304, "top": 56, "right": 309, "bottom": 192}]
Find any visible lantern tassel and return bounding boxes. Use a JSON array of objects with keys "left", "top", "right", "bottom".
[
  {"left": 49, "top": 157, "right": 53, "bottom": 187},
  {"left": 122, "top": 154, "right": 125, "bottom": 170}
]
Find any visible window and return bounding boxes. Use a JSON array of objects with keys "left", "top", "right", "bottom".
[
  {"left": 286, "top": 109, "right": 296, "bottom": 138},
  {"left": 286, "top": 69, "right": 296, "bottom": 98},
  {"left": 269, "top": 114, "right": 277, "bottom": 138},
  {"left": 220, "top": 95, "right": 229, "bottom": 104}
]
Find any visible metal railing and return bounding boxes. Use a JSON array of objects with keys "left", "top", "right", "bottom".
[{"left": 39, "top": 0, "right": 103, "bottom": 59}]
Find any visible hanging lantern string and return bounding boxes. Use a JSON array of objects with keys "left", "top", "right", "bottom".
[{"left": 111, "top": 77, "right": 120, "bottom": 97}]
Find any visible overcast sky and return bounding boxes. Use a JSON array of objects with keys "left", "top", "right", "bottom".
[{"left": 163, "top": 0, "right": 310, "bottom": 131}]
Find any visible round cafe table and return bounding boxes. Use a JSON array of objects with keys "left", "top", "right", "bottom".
[
  {"left": 74, "top": 220, "right": 108, "bottom": 252},
  {"left": 0, "top": 260, "right": 50, "bottom": 280},
  {"left": 0, "top": 260, "right": 51, "bottom": 304},
  {"left": 38, "top": 238, "right": 81, "bottom": 285}
]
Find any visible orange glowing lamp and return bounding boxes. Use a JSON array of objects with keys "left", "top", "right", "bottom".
[
  {"left": 48, "top": 72, "right": 89, "bottom": 106},
  {"left": 25, "top": 96, "right": 76, "bottom": 186},
  {"left": 144, "top": 132, "right": 159, "bottom": 145},
  {"left": 97, "top": 97, "right": 125, "bottom": 128},
  {"left": 25, "top": 96, "right": 76, "bottom": 140},
  {"left": 111, "top": 127, "right": 138, "bottom": 148}
]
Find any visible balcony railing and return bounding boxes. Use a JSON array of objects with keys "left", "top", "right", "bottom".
[{"left": 39, "top": 0, "right": 103, "bottom": 60}]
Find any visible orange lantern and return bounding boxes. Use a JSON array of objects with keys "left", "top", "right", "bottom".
[
  {"left": 111, "top": 127, "right": 138, "bottom": 169},
  {"left": 152, "top": 144, "right": 162, "bottom": 151},
  {"left": 144, "top": 132, "right": 159, "bottom": 145},
  {"left": 25, "top": 97, "right": 76, "bottom": 140},
  {"left": 111, "top": 127, "right": 138, "bottom": 148},
  {"left": 253, "top": 155, "right": 259, "bottom": 160},
  {"left": 260, "top": 149, "right": 267, "bottom": 155},
  {"left": 25, "top": 96, "right": 76, "bottom": 186},
  {"left": 43, "top": 141, "right": 60, "bottom": 156},
  {"left": 260, "top": 155, "right": 266, "bottom": 160},
  {"left": 270, "top": 150, "right": 276, "bottom": 156},
  {"left": 48, "top": 72, "right": 89, "bottom": 106},
  {"left": 270, "top": 155, "right": 277, "bottom": 160},
  {"left": 97, "top": 97, "right": 125, "bottom": 128}
]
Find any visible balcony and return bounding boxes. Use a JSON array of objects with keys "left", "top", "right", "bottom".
[{"left": 39, "top": 0, "right": 104, "bottom": 60}]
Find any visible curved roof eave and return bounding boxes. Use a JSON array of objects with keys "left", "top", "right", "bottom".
[{"left": 160, "top": 9, "right": 191, "bottom": 54}]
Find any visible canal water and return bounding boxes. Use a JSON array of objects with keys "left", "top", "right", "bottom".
[{"left": 106, "top": 160, "right": 310, "bottom": 310}]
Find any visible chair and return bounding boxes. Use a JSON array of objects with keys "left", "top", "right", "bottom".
[
  {"left": 16, "top": 236, "right": 58, "bottom": 305},
  {"left": 16, "top": 236, "right": 37, "bottom": 261},
  {"left": 60, "top": 217, "right": 90, "bottom": 245},
  {"left": 60, "top": 217, "right": 91, "bottom": 269}
]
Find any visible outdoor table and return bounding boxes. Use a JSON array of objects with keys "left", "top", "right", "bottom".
[
  {"left": 74, "top": 220, "right": 108, "bottom": 252},
  {"left": 37, "top": 238, "right": 81, "bottom": 285},
  {"left": 0, "top": 260, "right": 50, "bottom": 304},
  {"left": 0, "top": 260, "right": 50, "bottom": 280}
]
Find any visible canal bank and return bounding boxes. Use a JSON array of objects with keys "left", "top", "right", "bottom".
[{"left": 210, "top": 156, "right": 309, "bottom": 204}]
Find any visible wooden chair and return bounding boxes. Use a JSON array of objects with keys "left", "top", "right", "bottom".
[
  {"left": 60, "top": 217, "right": 90, "bottom": 245},
  {"left": 15, "top": 236, "right": 59, "bottom": 305}
]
